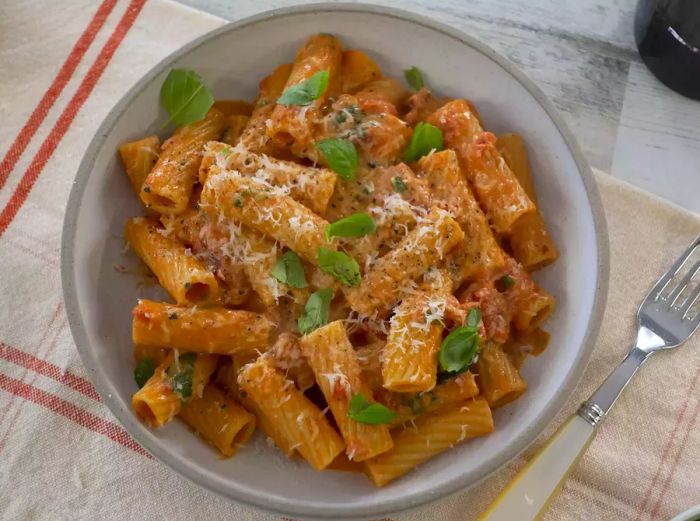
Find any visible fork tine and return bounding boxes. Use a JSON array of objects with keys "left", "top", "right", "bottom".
[
  {"left": 679, "top": 282, "right": 700, "bottom": 320},
  {"left": 667, "top": 259, "right": 700, "bottom": 307},
  {"left": 652, "top": 235, "right": 700, "bottom": 302}
]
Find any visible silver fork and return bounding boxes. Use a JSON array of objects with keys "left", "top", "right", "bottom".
[{"left": 479, "top": 235, "right": 700, "bottom": 521}]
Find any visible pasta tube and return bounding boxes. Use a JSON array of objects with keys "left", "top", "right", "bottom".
[
  {"left": 340, "top": 49, "right": 382, "bottom": 93},
  {"left": 416, "top": 150, "right": 505, "bottom": 282},
  {"left": 200, "top": 169, "right": 332, "bottom": 264},
  {"left": 428, "top": 100, "right": 535, "bottom": 233},
  {"left": 118, "top": 135, "right": 160, "bottom": 195},
  {"left": 124, "top": 217, "right": 219, "bottom": 305},
  {"left": 132, "top": 352, "right": 216, "bottom": 427},
  {"left": 179, "top": 384, "right": 256, "bottom": 457},
  {"left": 497, "top": 133, "right": 559, "bottom": 271},
  {"left": 238, "top": 357, "right": 345, "bottom": 470},
  {"left": 200, "top": 141, "right": 336, "bottom": 214},
  {"left": 267, "top": 34, "right": 343, "bottom": 159},
  {"left": 239, "top": 63, "right": 293, "bottom": 155},
  {"left": 476, "top": 343, "right": 527, "bottom": 408},
  {"left": 382, "top": 293, "right": 444, "bottom": 393},
  {"left": 141, "top": 108, "right": 226, "bottom": 214},
  {"left": 300, "top": 321, "right": 393, "bottom": 461},
  {"left": 364, "top": 398, "right": 494, "bottom": 486},
  {"left": 346, "top": 208, "right": 464, "bottom": 316},
  {"left": 132, "top": 299, "right": 273, "bottom": 357}
]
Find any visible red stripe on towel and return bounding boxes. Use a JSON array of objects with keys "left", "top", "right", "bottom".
[
  {"left": 0, "top": 373, "right": 150, "bottom": 457},
  {"left": 0, "top": 0, "right": 147, "bottom": 238},
  {"left": 634, "top": 364, "right": 700, "bottom": 519},
  {"left": 0, "top": 342, "right": 100, "bottom": 402},
  {"left": 0, "top": 0, "right": 119, "bottom": 188}
]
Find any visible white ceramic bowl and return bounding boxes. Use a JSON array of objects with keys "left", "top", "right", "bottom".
[
  {"left": 61, "top": 4, "right": 609, "bottom": 519},
  {"left": 671, "top": 505, "right": 700, "bottom": 521}
]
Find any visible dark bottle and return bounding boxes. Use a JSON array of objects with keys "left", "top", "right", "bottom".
[{"left": 635, "top": 0, "right": 700, "bottom": 100}]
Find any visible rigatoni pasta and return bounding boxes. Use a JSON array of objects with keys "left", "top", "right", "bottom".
[
  {"left": 300, "top": 321, "right": 393, "bottom": 461},
  {"left": 496, "top": 133, "right": 559, "bottom": 271},
  {"left": 345, "top": 208, "right": 464, "bottom": 316},
  {"left": 124, "top": 217, "right": 220, "bottom": 305},
  {"left": 132, "top": 351, "right": 217, "bottom": 427},
  {"left": 364, "top": 398, "right": 494, "bottom": 486},
  {"left": 118, "top": 135, "right": 160, "bottom": 196},
  {"left": 120, "top": 33, "right": 558, "bottom": 483},
  {"left": 382, "top": 292, "right": 444, "bottom": 393},
  {"left": 267, "top": 34, "right": 343, "bottom": 160},
  {"left": 179, "top": 384, "right": 256, "bottom": 457},
  {"left": 200, "top": 168, "right": 332, "bottom": 264},
  {"left": 238, "top": 357, "right": 345, "bottom": 470},
  {"left": 141, "top": 107, "right": 226, "bottom": 214},
  {"left": 132, "top": 299, "right": 273, "bottom": 357},
  {"left": 428, "top": 100, "right": 536, "bottom": 233},
  {"left": 476, "top": 343, "right": 528, "bottom": 408}
]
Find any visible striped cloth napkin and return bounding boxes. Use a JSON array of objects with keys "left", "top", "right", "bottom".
[{"left": 0, "top": 1, "right": 698, "bottom": 520}]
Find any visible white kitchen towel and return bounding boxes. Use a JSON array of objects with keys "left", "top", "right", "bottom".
[{"left": 0, "top": 1, "right": 698, "bottom": 520}]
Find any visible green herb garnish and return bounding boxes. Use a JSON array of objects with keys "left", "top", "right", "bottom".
[
  {"left": 348, "top": 393, "right": 397, "bottom": 425},
  {"left": 315, "top": 138, "right": 359, "bottom": 180},
  {"left": 317, "top": 247, "right": 361, "bottom": 287},
  {"left": 500, "top": 274, "right": 515, "bottom": 289},
  {"left": 391, "top": 176, "right": 408, "bottom": 193},
  {"left": 160, "top": 69, "right": 214, "bottom": 128},
  {"left": 325, "top": 213, "right": 376, "bottom": 241},
  {"left": 404, "top": 122, "right": 444, "bottom": 162},
  {"left": 298, "top": 288, "right": 333, "bottom": 335},
  {"left": 404, "top": 66, "right": 424, "bottom": 91},
  {"left": 277, "top": 70, "right": 329, "bottom": 106},
  {"left": 167, "top": 352, "right": 197, "bottom": 401},
  {"left": 134, "top": 358, "right": 155, "bottom": 388},
  {"left": 438, "top": 308, "right": 482, "bottom": 373},
  {"left": 271, "top": 251, "right": 308, "bottom": 288}
]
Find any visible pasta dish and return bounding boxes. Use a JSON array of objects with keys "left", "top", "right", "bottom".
[{"left": 118, "top": 33, "right": 558, "bottom": 486}]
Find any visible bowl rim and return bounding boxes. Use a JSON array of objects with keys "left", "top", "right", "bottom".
[{"left": 61, "top": 2, "right": 610, "bottom": 518}]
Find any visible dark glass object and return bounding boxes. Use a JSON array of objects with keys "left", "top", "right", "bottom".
[{"left": 635, "top": 0, "right": 700, "bottom": 100}]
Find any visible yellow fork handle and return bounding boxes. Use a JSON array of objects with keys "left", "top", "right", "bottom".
[{"left": 477, "top": 414, "right": 596, "bottom": 521}]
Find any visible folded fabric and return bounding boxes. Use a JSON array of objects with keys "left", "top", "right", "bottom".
[{"left": 0, "top": 1, "right": 697, "bottom": 520}]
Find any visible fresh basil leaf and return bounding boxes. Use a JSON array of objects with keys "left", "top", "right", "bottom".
[
  {"left": 403, "top": 122, "right": 444, "bottom": 162},
  {"left": 317, "top": 247, "right": 361, "bottom": 287},
  {"left": 160, "top": 69, "right": 214, "bottom": 128},
  {"left": 466, "top": 307, "right": 482, "bottom": 328},
  {"left": 325, "top": 213, "right": 376, "bottom": 241},
  {"left": 298, "top": 288, "right": 333, "bottom": 335},
  {"left": 348, "top": 393, "right": 397, "bottom": 425},
  {"left": 391, "top": 176, "right": 408, "bottom": 193},
  {"left": 404, "top": 66, "right": 424, "bottom": 91},
  {"left": 438, "top": 327, "right": 480, "bottom": 373},
  {"left": 271, "top": 251, "right": 308, "bottom": 288},
  {"left": 134, "top": 358, "right": 155, "bottom": 389},
  {"left": 315, "top": 138, "right": 358, "bottom": 180},
  {"left": 438, "top": 308, "right": 482, "bottom": 373},
  {"left": 167, "top": 352, "right": 197, "bottom": 401},
  {"left": 277, "top": 70, "right": 329, "bottom": 106},
  {"left": 500, "top": 274, "right": 515, "bottom": 289}
]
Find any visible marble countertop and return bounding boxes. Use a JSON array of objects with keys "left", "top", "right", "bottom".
[{"left": 177, "top": 0, "right": 700, "bottom": 214}]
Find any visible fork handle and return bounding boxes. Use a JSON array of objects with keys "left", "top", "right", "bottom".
[
  {"left": 581, "top": 346, "right": 651, "bottom": 424},
  {"left": 476, "top": 414, "right": 595, "bottom": 521},
  {"left": 478, "top": 346, "right": 653, "bottom": 521}
]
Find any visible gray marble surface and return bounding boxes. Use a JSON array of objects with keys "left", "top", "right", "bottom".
[{"left": 176, "top": 0, "right": 700, "bottom": 214}]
